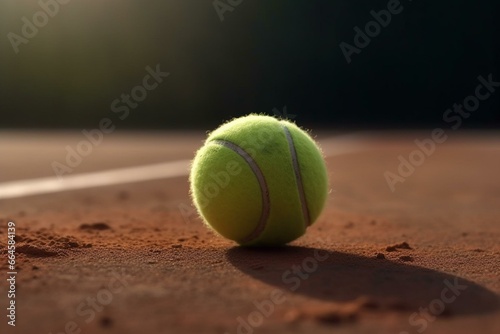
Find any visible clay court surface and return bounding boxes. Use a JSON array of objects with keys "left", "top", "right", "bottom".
[{"left": 0, "top": 130, "right": 499, "bottom": 334}]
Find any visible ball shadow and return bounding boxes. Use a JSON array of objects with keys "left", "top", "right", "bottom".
[{"left": 225, "top": 246, "right": 499, "bottom": 316}]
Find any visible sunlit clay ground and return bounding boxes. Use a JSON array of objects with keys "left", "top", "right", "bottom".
[{"left": 0, "top": 131, "right": 499, "bottom": 334}]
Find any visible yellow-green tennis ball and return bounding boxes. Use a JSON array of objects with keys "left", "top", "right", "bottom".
[{"left": 189, "top": 114, "right": 328, "bottom": 246}]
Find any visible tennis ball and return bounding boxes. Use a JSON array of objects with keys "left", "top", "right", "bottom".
[{"left": 189, "top": 114, "right": 328, "bottom": 246}]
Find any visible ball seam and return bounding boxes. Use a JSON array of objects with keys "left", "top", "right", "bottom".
[
  {"left": 212, "top": 139, "right": 271, "bottom": 244},
  {"left": 282, "top": 125, "right": 311, "bottom": 227}
]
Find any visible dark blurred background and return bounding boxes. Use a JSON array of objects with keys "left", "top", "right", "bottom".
[{"left": 1, "top": 0, "right": 498, "bottom": 130}]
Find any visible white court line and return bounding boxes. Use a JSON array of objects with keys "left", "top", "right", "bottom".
[
  {"left": 0, "top": 160, "right": 191, "bottom": 200},
  {"left": 0, "top": 134, "right": 368, "bottom": 200}
]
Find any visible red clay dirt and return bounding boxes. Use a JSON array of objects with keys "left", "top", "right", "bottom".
[{"left": 0, "top": 131, "right": 499, "bottom": 334}]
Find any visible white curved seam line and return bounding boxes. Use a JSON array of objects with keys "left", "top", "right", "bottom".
[
  {"left": 282, "top": 126, "right": 310, "bottom": 227},
  {"left": 212, "top": 139, "right": 270, "bottom": 244}
]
